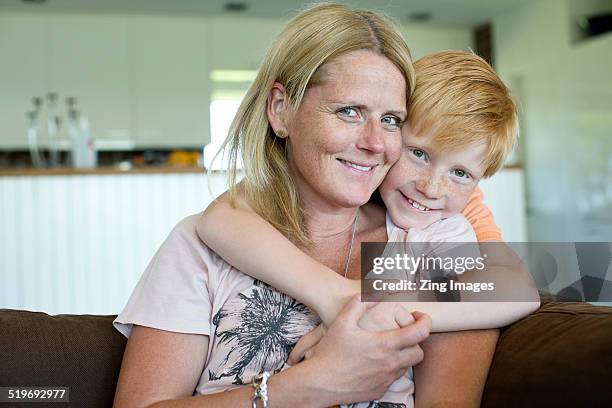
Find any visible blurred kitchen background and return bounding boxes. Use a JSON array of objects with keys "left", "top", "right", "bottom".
[{"left": 1, "top": 0, "right": 611, "bottom": 314}]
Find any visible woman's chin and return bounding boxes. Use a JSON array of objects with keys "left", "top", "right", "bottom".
[{"left": 336, "top": 192, "right": 372, "bottom": 209}]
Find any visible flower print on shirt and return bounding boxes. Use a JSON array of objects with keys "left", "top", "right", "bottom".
[{"left": 208, "top": 279, "right": 320, "bottom": 385}]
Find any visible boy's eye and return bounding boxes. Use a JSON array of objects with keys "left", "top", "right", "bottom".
[
  {"left": 337, "top": 107, "right": 359, "bottom": 117},
  {"left": 452, "top": 169, "right": 471, "bottom": 179}
]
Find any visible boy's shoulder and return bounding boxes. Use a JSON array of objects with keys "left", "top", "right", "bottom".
[
  {"left": 416, "top": 214, "right": 477, "bottom": 243},
  {"left": 386, "top": 213, "right": 477, "bottom": 243}
]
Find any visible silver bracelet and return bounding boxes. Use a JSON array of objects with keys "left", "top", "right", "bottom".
[{"left": 251, "top": 371, "right": 271, "bottom": 408}]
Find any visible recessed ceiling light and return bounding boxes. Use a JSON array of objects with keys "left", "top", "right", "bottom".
[
  {"left": 409, "top": 12, "right": 432, "bottom": 22},
  {"left": 224, "top": 2, "right": 248, "bottom": 13}
]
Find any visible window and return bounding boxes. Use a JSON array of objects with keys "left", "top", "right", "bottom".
[{"left": 205, "top": 70, "right": 257, "bottom": 170}]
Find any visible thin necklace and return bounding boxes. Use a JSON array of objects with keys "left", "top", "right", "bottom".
[{"left": 343, "top": 211, "right": 359, "bottom": 278}]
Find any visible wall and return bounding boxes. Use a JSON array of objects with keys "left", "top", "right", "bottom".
[
  {"left": 0, "top": 9, "right": 472, "bottom": 149},
  {"left": 493, "top": 0, "right": 612, "bottom": 241},
  {"left": 401, "top": 23, "right": 472, "bottom": 59}
]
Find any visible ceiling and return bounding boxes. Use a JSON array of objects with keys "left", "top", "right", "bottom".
[{"left": 0, "top": 0, "right": 531, "bottom": 26}]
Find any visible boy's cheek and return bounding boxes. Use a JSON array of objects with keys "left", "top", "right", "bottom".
[
  {"left": 378, "top": 177, "right": 394, "bottom": 201},
  {"left": 444, "top": 183, "right": 477, "bottom": 213}
]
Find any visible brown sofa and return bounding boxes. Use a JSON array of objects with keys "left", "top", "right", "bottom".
[{"left": 1, "top": 297, "right": 611, "bottom": 407}]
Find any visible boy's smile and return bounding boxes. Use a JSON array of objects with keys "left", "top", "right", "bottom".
[{"left": 380, "top": 124, "right": 488, "bottom": 231}]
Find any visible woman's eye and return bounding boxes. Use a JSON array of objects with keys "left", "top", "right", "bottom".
[
  {"left": 411, "top": 148, "right": 428, "bottom": 161},
  {"left": 381, "top": 115, "right": 402, "bottom": 128},
  {"left": 452, "top": 169, "right": 470, "bottom": 179},
  {"left": 338, "top": 107, "right": 359, "bottom": 118}
]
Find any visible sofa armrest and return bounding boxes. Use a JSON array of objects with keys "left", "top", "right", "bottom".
[
  {"left": 482, "top": 301, "right": 612, "bottom": 406},
  {"left": 0, "top": 309, "right": 126, "bottom": 408}
]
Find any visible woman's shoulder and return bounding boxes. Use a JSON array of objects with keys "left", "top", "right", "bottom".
[
  {"left": 165, "top": 213, "right": 231, "bottom": 269},
  {"left": 113, "top": 212, "right": 253, "bottom": 340},
  {"left": 153, "top": 212, "right": 254, "bottom": 296},
  {"left": 170, "top": 212, "right": 209, "bottom": 246}
]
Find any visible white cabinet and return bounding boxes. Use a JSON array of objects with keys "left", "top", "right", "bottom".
[
  {"left": 0, "top": 13, "right": 47, "bottom": 148},
  {"left": 48, "top": 13, "right": 131, "bottom": 142},
  {"left": 128, "top": 16, "right": 210, "bottom": 147},
  {"left": 1, "top": 11, "right": 473, "bottom": 149},
  {"left": 1, "top": 11, "right": 211, "bottom": 149}
]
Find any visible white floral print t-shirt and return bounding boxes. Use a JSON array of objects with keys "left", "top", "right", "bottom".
[{"left": 114, "top": 212, "right": 476, "bottom": 407}]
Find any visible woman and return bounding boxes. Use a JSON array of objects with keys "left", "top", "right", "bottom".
[{"left": 113, "top": 4, "right": 504, "bottom": 407}]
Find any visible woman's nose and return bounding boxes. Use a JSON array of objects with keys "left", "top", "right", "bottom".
[
  {"left": 415, "top": 175, "right": 446, "bottom": 200},
  {"left": 356, "top": 120, "right": 385, "bottom": 154}
]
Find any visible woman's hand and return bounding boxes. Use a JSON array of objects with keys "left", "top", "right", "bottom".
[
  {"left": 290, "top": 295, "right": 431, "bottom": 405},
  {"left": 290, "top": 301, "right": 417, "bottom": 364}
]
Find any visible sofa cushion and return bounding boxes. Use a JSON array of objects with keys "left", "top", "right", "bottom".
[
  {"left": 2, "top": 301, "right": 610, "bottom": 407},
  {"left": 0, "top": 309, "right": 126, "bottom": 408},
  {"left": 482, "top": 301, "right": 612, "bottom": 407}
]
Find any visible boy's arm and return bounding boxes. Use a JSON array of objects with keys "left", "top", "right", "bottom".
[
  {"left": 199, "top": 196, "right": 539, "bottom": 333},
  {"left": 196, "top": 192, "right": 354, "bottom": 325},
  {"left": 392, "top": 214, "right": 540, "bottom": 332}
]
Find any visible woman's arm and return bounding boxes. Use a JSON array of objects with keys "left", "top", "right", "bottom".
[
  {"left": 113, "top": 326, "right": 209, "bottom": 408},
  {"left": 413, "top": 329, "right": 499, "bottom": 407},
  {"left": 113, "top": 296, "right": 431, "bottom": 408},
  {"left": 114, "top": 325, "right": 331, "bottom": 407}
]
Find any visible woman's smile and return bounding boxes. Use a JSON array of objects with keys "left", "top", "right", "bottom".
[{"left": 337, "top": 158, "right": 378, "bottom": 175}]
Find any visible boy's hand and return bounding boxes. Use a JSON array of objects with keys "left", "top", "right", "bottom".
[{"left": 357, "top": 302, "right": 415, "bottom": 332}]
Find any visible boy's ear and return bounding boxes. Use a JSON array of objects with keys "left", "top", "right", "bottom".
[{"left": 267, "top": 81, "right": 289, "bottom": 138}]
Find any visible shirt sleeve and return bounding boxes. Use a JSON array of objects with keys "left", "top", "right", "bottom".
[
  {"left": 461, "top": 186, "right": 503, "bottom": 242},
  {"left": 113, "top": 214, "right": 214, "bottom": 338},
  {"left": 413, "top": 215, "right": 481, "bottom": 277}
]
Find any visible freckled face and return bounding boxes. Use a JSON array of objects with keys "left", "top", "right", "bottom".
[
  {"left": 285, "top": 50, "right": 407, "bottom": 210},
  {"left": 379, "top": 124, "right": 488, "bottom": 230}
]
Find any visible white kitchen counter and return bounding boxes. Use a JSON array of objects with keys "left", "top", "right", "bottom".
[{"left": 0, "top": 167, "right": 526, "bottom": 315}]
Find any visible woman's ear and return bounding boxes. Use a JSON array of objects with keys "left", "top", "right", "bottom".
[{"left": 267, "top": 82, "right": 289, "bottom": 138}]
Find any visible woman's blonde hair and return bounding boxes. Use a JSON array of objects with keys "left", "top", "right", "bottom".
[
  {"left": 218, "top": 2, "right": 415, "bottom": 246},
  {"left": 408, "top": 51, "right": 518, "bottom": 178}
]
